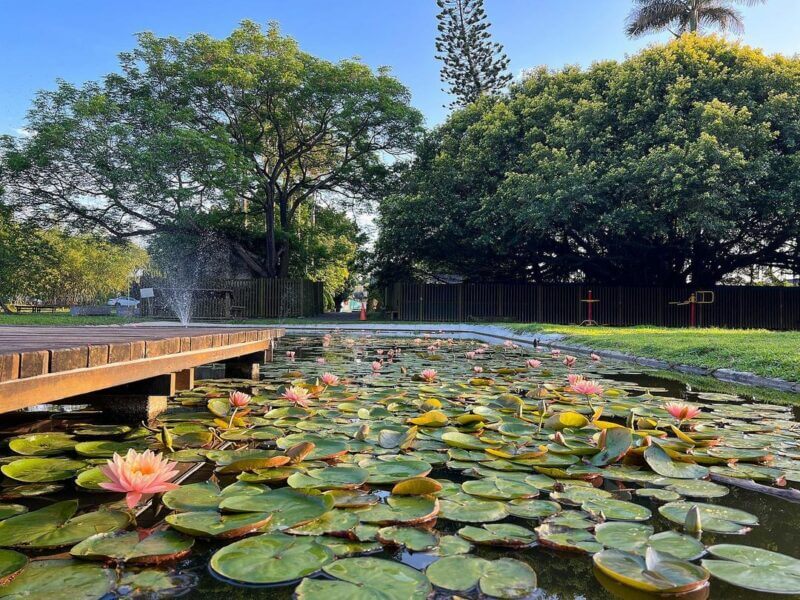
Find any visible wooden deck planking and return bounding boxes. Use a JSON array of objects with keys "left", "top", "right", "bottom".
[{"left": 0, "top": 326, "right": 284, "bottom": 412}]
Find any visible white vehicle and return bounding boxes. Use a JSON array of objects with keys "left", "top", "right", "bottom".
[{"left": 107, "top": 296, "right": 140, "bottom": 307}]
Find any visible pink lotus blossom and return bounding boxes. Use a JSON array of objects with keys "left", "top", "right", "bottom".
[
  {"left": 413, "top": 338, "right": 422, "bottom": 344},
  {"left": 321, "top": 372, "right": 340, "bottom": 386},
  {"left": 229, "top": 390, "right": 251, "bottom": 408},
  {"left": 465, "top": 351, "right": 476, "bottom": 360},
  {"left": 427, "top": 345, "right": 438, "bottom": 352},
  {"left": 473, "top": 366, "right": 484, "bottom": 373},
  {"left": 281, "top": 385, "right": 312, "bottom": 408},
  {"left": 371, "top": 361, "right": 383, "bottom": 372},
  {"left": 376, "top": 349, "right": 384, "bottom": 355},
  {"left": 572, "top": 379, "right": 604, "bottom": 396},
  {"left": 567, "top": 373, "right": 585, "bottom": 387},
  {"left": 591, "top": 353, "right": 601, "bottom": 362},
  {"left": 286, "top": 351, "right": 295, "bottom": 359},
  {"left": 503, "top": 340, "right": 516, "bottom": 349},
  {"left": 99, "top": 449, "right": 179, "bottom": 509},
  {"left": 551, "top": 349, "right": 562, "bottom": 357},
  {"left": 665, "top": 402, "right": 701, "bottom": 422},
  {"left": 316, "top": 357, "right": 326, "bottom": 364},
  {"left": 420, "top": 369, "right": 438, "bottom": 383},
  {"left": 526, "top": 359, "right": 542, "bottom": 369},
  {"left": 563, "top": 355, "right": 577, "bottom": 368}
]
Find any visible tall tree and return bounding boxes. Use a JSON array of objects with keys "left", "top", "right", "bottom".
[
  {"left": 626, "top": 0, "right": 767, "bottom": 38},
  {"left": 0, "top": 21, "right": 422, "bottom": 279},
  {"left": 375, "top": 35, "right": 800, "bottom": 287},
  {"left": 435, "top": 0, "right": 512, "bottom": 107}
]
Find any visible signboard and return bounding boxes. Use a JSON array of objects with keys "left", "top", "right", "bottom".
[{"left": 139, "top": 288, "right": 155, "bottom": 299}]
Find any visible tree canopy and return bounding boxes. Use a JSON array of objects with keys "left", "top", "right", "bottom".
[
  {"left": 373, "top": 35, "right": 800, "bottom": 287},
  {"left": 0, "top": 21, "right": 422, "bottom": 282}
]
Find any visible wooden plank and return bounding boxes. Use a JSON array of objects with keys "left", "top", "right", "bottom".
[
  {"left": 88, "top": 345, "right": 109, "bottom": 368},
  {"left": 19, "top": 351, "right": 49, "bottom": 379},
  {"left": 0, "top": 354, "right": 20, "bottom": 381},
  {"left": 50, "top": 347, "right": 89, "bottom": 373}
]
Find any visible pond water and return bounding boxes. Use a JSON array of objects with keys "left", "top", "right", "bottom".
[{"left": 1, "top": 333, "right": 799, "bottom": 599}]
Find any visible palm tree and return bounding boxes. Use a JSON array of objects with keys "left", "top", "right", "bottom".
[{"left": 626, "top": 0, "right": 767, "bottom": 38}]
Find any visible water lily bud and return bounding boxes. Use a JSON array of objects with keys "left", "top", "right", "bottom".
[
  {"left": 160, "top": 425, "right": 174, "bottom": 453},
  {"left": 685, "top": 505, "right": 703, "bottom": 534}
]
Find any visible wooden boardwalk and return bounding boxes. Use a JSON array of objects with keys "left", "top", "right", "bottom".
[{"left": 0, "top": 326, "right": 283, "bottom": 413}]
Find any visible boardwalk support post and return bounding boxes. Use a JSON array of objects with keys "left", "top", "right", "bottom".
[{"left": 223, "top": 351, "right": 267, "bottom": 380}]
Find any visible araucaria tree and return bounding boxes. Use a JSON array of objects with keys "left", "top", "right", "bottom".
[
  {"left": 435, "top": 0, "right": 512, "bottom": 106},
  {"left": 626, "top": 0, "right": 767, "bottom": 38},
  {"left": 374, "top": 35, "right": 800, "bottom": 287},
  {"left": 0, "top": 21, "right": 422, "bottom": 279}
]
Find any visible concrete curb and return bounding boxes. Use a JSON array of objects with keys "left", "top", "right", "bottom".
[{"left": 135, "top": 321, "right": 799, "bottom": 394}]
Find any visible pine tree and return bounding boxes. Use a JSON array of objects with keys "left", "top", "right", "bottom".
[{"left": 435, "top": 0, "right": 512, "bottom": 107}]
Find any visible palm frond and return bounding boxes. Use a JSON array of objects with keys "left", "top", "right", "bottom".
[
  {"left": 699, "top": 6, "right": 746, "bottom": 34},
  {"left": 625, "top": 0, "right": 689, "bottom": 37}
]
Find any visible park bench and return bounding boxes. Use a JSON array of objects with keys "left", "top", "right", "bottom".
[{"left": 13, "top": 304, "right": 61, "bottom": 313}]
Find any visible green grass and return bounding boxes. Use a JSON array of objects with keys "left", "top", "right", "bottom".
[
  {"left": 506, "top": 324, "right": 800, "bottom": 383},
  {"left": 0, "top": 313, "right": 145, "bottom": 326}
]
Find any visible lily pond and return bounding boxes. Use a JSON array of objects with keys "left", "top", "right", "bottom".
[{"left": 1, "top": 334, "right": 800, "bottom": 600}]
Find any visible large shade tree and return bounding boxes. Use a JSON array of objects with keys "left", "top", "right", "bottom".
[
  {"left": 0, "top": 21, "right": 422, "bottom": 279},
  {"left": 374, "top": 35, "right": 800, "bottom": 287}
]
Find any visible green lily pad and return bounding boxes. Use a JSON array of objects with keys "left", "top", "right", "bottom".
[
  {"left": 70, "top": 528, "right": 193, "bottom": 564},
  {"left": 595, "top": 522, "right": 654, "bottom": 552},
  {"left": 634, "top": 488, "right": 681, "bottom": 502},
  {"left": 162, "top": 480, "right": 265, "bottom": 512},
  {"left": 356, "top": 495, "right": 439, "bottom": 525},
  {"left": 659, "top": 502, "right": 758, "bottom": 534},
  {"left": 288, "top": 510, "right": 359, "bottom": 536},
  {"left": 73, "top": 440, "right": 147, "bottom": 458},
  {"left": 701, "top": 543, "right": 800, "bottom": 595},
  {"left": 24, "top": 509, "right": 131, "bottom": 548},
  {"left": 210, "top": 533, "right": 334, "bottom": 584},
  {"left": 8, "top": 433, "right": 76, "bottom": 456},
  {"left": 1, "top": 458, "right": 87, "bottom": 482},
  {"left": 581, "top": 498, "right": 652, "bottom": 522},
  {"left": 74, "top": 467, "right": 110, "bottom": 491},
  {"left": 377, "top": 526, "right": 438, "bottom": 551},
  {"left": 287, "top": 466, "right": 369, "bottom": 490},
  {"left": 0, "top": 559, "right": 115, "bottom": 599},
  {"left": 0, "top": 483, "right": 63, "bottom": 499},
  {"left": 0, "top": 504, "right": 27, "bottom": 521},
  {"left": 73, "top": 424, "right": 132, "bottom": 437},
  {"left": 0, "top": 549, "right": 27, "bottom": 585},
  {"left": 661, "top": 478, "right": 729, "bottom": 499},
  {"left": 361, "top": 458, "right": 432, "bottom": 484},
  {"left": 535, "top": 523, "right": 602, "bottom": 553},
  {"left": 458, "top": 523, "right": 536, "bottom": 548},
  {"left": 426, "top": 555, "right": 537, "bottom": 599},
  {"left": 648, "top": 530, "right": 706, "bottom": 561},
  {"left": 506, "top": 498, "right": 561, "bottom": 519},
  {"left": 643, "top": 445, "right": 709, "bottom": 480},
  {"left": 593, "top": 548, "right": 709, "bottom": 593},
  {"left": 295, "top": 557, "right": 431, "bottom": 600},
  {"left": 220, "top": 487, "right": 333, "bottom": 530},
  {"left": 439, "top": 491, "right": 507, "bottom": 523},
  {"left": 461, "top": 477, "right": 538, "bottom": 500},
  {"left": 0, "top": 500, "right": 77, "bottom": 546},
  {"left": 591, "top": 427, "right": 632, "bottom": 466},
  {"left": 166, "top": 510, "right": 272, "bottom": 539}
]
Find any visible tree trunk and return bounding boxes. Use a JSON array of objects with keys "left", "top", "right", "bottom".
[{"left": 264, "top": 199, "right": 277, "bottom": 278}]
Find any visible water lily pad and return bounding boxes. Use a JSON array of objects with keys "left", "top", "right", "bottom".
[
  {"left": 442, "top": 432, "right": 491, "bottom": 450},
  {"left": 0, "top": 549, "right": 27, "bottom": 585},
  {"left": 0, "top": 500, "right": 77, "bottom": 546},
  {"left": 426, "top": 555, "right": 537, "bottom": 599},
  {"left": 295, "top": 557, "right": 431, "bottom": 600},
  {"left": 661, "top": 478, "right": 729, "bottom": 499},
  {"left": 643, "top": 445, "right": 709, "bottom": 480},
  {"left": 648, "top": 531, "right": 706, "bottom": 561},
  {"left": 0, "top": 483, "right": 63, "bottom": 499},
  {"left": 458, "top": 523, "right": 536, "bottom": 547},
  {"left": 1, "top": 458, "right": 87, "bottom": 482},
  {"left": 8, "top": 433, "right": 76, "bottom": 456},
  {"left": 581, "top": 498, "right": 652, "bottom": 522},
  {"left": 356, "top": 495, "right": 439, "bottom": 525},
  {"left": 535, "top": 523, "right": 602, "bottom": 553},
  {"left": 0, "top": 504, "right": 27, "bottom": 521},
  {"left": 70, "top": 529, "right": 194, "bottom": 564},
  {"left": 221, "top": 487, "right": 333, "bottom": 530},
  {"left": 593, "top": 548, "right": 709, "bottom": 593},
  {"left": 391, "top": 476, "right": 443, "bottom": 496},
  {"left": 288, "top": 510, "right": 359, "bottom": 536},
  {"left": 701, "top": 543, "right": 800, "bottom": 594},
  {"left": 166, "top": 510, "right": 272, "bottom": 539},
  {"left": 24, "top": 509, "right": 130, "bottom": 548},
  {"left": 73, "top": 440, "right": 147, "bottom": 458},
  {"left": 0, "top": 559, "right": 114, "bottom": 599},
  {"left": 591, "top": 427, "right": 632, "bottom": 466},
  {"left": 634, "top": 488, "right": 681, "bottom": 502},
  {"left": 595, "top": 522, "right": 654, "bottom": 552},
  {"left": 162, "top": 480, "right": 265, "bottom": 512},
  {"left": 438, "top": 492, "right": 507, "bottom": 522},
  {"left": 211, "top": 533, "right": 334, "bottom": 584},
  {"left": 287, "top": 466, "right": 368, "bottom": 490},
  {"left": 361, "top": 458, "right": 432, "bottom": 484},
  {"left": 461, "top": 477, "right": 538, "bottom": 500},
  {"left": 377, "top": 526, "right": 438, "bottom": 551},
  {"left": 659, "top": 502, "right": 758, "bottom": 534}
]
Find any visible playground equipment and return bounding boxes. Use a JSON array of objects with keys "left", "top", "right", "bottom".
[
  {"left": 669, "top": 291, "right": 715, "bottom": 327},
  {"left": 360, "top": 301, "right": 367, "bottom": 321},
  {"left": 579, "top": 290, "right": 600, "bottom": 326}
]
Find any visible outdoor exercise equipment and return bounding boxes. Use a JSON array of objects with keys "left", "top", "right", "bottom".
[
  {"left": 580, "top": 290, "right": 600, "bottom": 326},
  {"left": 669, "top": 291, "right": 715, "bottom": 327},
  {"left": 360, "top": 301, "right": 367, "bottom": 321}
]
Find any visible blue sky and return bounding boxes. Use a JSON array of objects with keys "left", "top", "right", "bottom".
[{"left": 1, "top": 0, "right": 799, "bottom": 135}]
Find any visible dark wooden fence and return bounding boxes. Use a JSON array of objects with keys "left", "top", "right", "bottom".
[
  {"left": 387, "top": 283, "right": 800, "bottom": 330},
  {"left": 139, "top": 278, "right": 323, "bottom": 320}
]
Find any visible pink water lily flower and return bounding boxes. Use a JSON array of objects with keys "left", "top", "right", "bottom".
[
  {"left": 420, "top": 369, "right": 438, "bottom": 383},
  {"left": 465, "top": 351, "right": 476, "bottom": 360},
  {"left": 526, "top": 359, "right": 542, "bottom": 369},
  {"left": 99, "top": 449, "right": 180, "bottom": 509},
  {"left": 473, "top": 366, "right": 484, "bottom": 373},
  {"left": 572, "top": 379, "right": 604, "bottom": 396},
  {"left": 591, "top": 353, "right": 601, "bottom": 362},
  {"left": 281, "top": 385, "right": 312, "bottom": 408},
  {"left": 316, "top": 357, "right": 326, "bottom": 364},
  {"left": 665, "top": 402, "right": 701, "bottom": 422},
  {"left": 286, "top": 351, "right": 295, "bottom": 359},
  {"left": 551, "top": 349, "right": 562, "bottom": 357},
  {"left": 563, "top": 355, "right": 577, "bottom": 368},
  {"left": 567, "top": 373, "right": 585, "bottom": 387},
  {"left": 371, "top": 361, "right": 383, "bottom": 372},
  {"left": 229, "top": 390, "right": 251, "bottom": 408},
  {"left": 321, "top": 372, "right": 340, "bottom": 386}
]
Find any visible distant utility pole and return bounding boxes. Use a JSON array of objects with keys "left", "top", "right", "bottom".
[{"left": 435, "top": 0, "right": 512, "bottom": 107}]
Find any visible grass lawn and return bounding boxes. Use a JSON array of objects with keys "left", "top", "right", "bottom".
[
  {"left": 0, "top": 313, "right": 145, "bottom": 326},
  {"left": 506, "top": 324, "right": 800, "bottom": 383}
]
